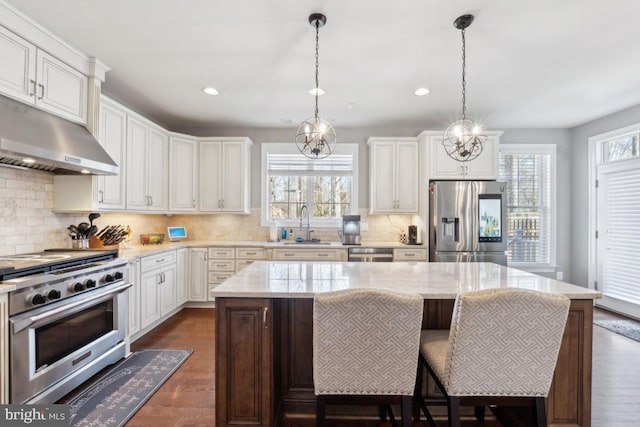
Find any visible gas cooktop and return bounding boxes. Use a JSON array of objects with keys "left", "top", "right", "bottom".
[{"left": 0, "top": 249, "right": 118, "bottom": 281}]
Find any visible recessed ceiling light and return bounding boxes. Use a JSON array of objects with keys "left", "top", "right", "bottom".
[
  {"left": 22, "top": 157, "right": 35, "bottom": 164},
  {"left": 80, "top": 169, "right": 90, "bottom": 174},
  {"left": 347, "top": 103, "right": 356, "bottom": 110},
  {"left": 309, "top": 87, "right": 325, "bottom": 96},
  {"left": 203, "top": 87, "right": 219, "bottom": 96},
  {"left": 414, "top": 87, "right": 431, "bottom": 96}
]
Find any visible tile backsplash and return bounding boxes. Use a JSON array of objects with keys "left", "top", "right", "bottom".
[{"left": 0, "top": 167, "right": 421, "bottom": 254}]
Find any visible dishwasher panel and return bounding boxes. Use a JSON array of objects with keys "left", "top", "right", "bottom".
[{"left": 348, "top": 247, "right": 394, "bottom": 262}]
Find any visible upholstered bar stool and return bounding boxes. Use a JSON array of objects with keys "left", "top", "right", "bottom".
[
  {"left": 313, "top": 288, "right": 424, "bottom": 427},
  {"left": 415, "top": 288, "right": 570, "bottom": 427}
]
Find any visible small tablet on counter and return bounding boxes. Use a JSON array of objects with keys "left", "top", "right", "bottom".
[{"left": 167, "top": 226, "right": 187, "bottom": 242}]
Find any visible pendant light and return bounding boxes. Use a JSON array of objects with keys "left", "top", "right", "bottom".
[
  {"left": 296, "top": 13, "right": 336, "bottom": 159},
  {"left": 442, "top": 14, "right": 487, "bottom": 163}
]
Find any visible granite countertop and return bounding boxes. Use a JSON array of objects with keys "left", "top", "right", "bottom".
[
  {"left": 117, "top": 240, "right": 418, "bottom": 259},
  {"left": 210, "top": 261, "right": 602, "bottom": 300}
]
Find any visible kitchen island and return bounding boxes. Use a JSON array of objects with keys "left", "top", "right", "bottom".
[{"left": 212, "top": 261, "right": 601, "bottom": 427}]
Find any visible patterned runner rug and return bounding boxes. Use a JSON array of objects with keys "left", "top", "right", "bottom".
[
  {"left": 65, "top": 349, "right": 192, "bottom": 427},
  {"left": 594, "top": 319, "right": 640, "bottom": 343}
]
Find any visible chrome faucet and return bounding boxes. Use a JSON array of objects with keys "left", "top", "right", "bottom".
[{"left": 299, "top": 204, "right": 312, "bottom": 241}]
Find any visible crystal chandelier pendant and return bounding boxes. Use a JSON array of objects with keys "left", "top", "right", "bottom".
[
  {"left": 442, "top": 14, "right": 487, "bottom": 163},
  {"left": 296, "top": 13, "right": 336, "bottom": 159}
]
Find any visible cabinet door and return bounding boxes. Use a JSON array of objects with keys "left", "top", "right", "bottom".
[
  {"left": 159, "top": 264, "right": 177, "bottom": 316},
  {"left": 126, "top": 116, "right": 150, "bottom": 210},
  {"left": 429, "top": 134, "right": 499, "bottom": 180},
  {"left": 127, "top": 259, "right": 141, "bottom": 337},
  {"left": 169, "top": 136, "right": 197, "bottom": 211},
  {"left": 96, "top": 99, "right": 127, "bottom": 209},
  {"left": 369, "top": 141, "right": 397, "bottom": 213},
  {"left": 429, "top": 135, "right": 468, "bottom": 179},
  {"left": 140, "top": 269, "right": 160, "bottom": 329},
  {"left": 465, "top": 135, "right": 499, "bottom": 180},
  {"left": 147, "top": 126, "right": 169, "bottom": 211},
  {"left": 216, "top": 298, "right": 273, "bottom": 427},
  {"left": 199, "top": 140, "right": 222, "bottom": 211},
  {"left": 188, "top": 248, "right": 208, "bottom": 301},
  {"left": 0, "top": 26, "right": 36, "bottom": 104},
  {"left": 176, "top": 248, "right": 188, "bottom": 306},
  {"left": 36, "top": 50, "right": 87, "bottom": 124},
  {"left": 395, "top": 140, "right": 419, "bottom": 212},
  {"left": 221, "top": 141, "right": 246, "bottom": 212}
]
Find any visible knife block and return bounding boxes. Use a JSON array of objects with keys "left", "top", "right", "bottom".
[{"left": 89, "top": 236, "right": 119, "bottom": 250}]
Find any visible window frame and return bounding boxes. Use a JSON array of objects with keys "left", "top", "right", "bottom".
[
  {"left": 260, "top": 143, "right": 359, "bottom": 227},
  {"left": 499, "top": 144, "right": 557, "bottom": 272}
]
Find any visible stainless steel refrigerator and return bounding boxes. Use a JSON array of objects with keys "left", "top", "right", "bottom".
[{"left": 429, "top": 180, "right": 508, "bottom": 265}]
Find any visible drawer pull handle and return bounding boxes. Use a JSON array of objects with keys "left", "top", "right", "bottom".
[
  {"left": 406, "top": 253, "right": 415, "bottom": 257},
  {"left": 156, "top": 258, "right": 165, "bottom": 263},
  {"left": 245, "top": 252, "right": 256, "bottom": 255},
  {"left": 283, "top": 253, "right": 295, "bottom": 257},
  {"left": 263, "top": 306, "right": 268, "bottom": 327},
  {"left": 318, "top": 253, "right": 329, "bottom": 257},
  {"left": 216, "top": 264, "right": 226, "bottom": 267}
]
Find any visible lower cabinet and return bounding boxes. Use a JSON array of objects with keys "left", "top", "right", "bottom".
[
  {"left": 236, "top": 247, "right": 268, "bottom": 272},
  {"left": 126, "top": 258, "right": 141, "bottom": 337},
  {"left": 393, "top": 248, "right": 428, "bottom": 261},
  {"left": 137, "top": 250, "right": 179, "bottom": 337},
  {"left": 176, "top": 248, "right": 188, "bottom": 306},
  {"left": 215, "top": 298, "right": 273, "bottom": 427},
  {"left": 208, "top": 247, "right": 236, "bottom": 301},
  {"left": 270, "top": 248, "right": 347, "bottom": 261},
  {"left": 188, "top": 248, "right": 208, "bottom": 302}
]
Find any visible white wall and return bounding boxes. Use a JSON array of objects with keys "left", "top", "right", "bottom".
[{"left": 570, "top": 103, "right": 640, "bottom": 287}]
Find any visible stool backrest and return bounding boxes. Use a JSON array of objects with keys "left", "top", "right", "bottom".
[
  {"left": 313, "top": 288, "right": 424, "bottom": 396},
  {"left": 444, "top": 288, "right": 570, "bottom": 396}
]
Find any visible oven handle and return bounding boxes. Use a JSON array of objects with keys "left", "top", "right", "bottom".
[{"left": 11, "top": 282, "right": 132, "bottom": 334}]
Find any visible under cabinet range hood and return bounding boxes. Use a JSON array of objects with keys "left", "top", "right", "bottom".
[{"left": 0, "top": 95, "right": 118, "bottom": 175}]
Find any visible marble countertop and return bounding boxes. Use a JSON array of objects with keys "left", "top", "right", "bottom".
[
  {"left": 211, "top": 261, "right": 602, "bottom": 300},
  {"left": 117, "top": 240, "right": 415, "bottom": 259}
]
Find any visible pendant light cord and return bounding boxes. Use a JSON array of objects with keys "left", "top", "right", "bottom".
[
  {"left": 314, "top": 20, "right": 320, "bottom": 122},
  {"left": 461, "top": 26, "right": 467, "bottom": 121}
]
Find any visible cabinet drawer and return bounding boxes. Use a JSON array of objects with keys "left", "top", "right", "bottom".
[
  {"left": 208, "top": 259, "right": 236, "bottom": 271},
  {"left": 208, "top": 247, "right": 235, "bottom": 259},
  {"left": 208, "top": 271, "right": 235, "bottom": 284},
  {"left": 236, "top": 259, "right": 260, "bottom": 272},
  {"left": 141, "top": 250, "right": 176, "bottom": 272},
  {"left": 393, "top": 248, "right": 427, "bottom": 261},
  {"left": 271, "top": 249, "right": 344, "bottom": 261},
  {"left": 236, "top": 247, "right": 268, "bottom": 260}
]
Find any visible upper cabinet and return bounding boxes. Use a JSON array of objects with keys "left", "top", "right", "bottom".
[
  {"left": 367, "top": 138, "right": 419, "bottom": 214},
  {"left": 419, "top": 130, "right": 502, "bottom": 180},
  {"left": 126, "top": 116, "right": 169, "bottom": 211},
  {"left": 169, "top": 134, "right": 198, "bottom": 212},
  {"left": 0, "top": 25, "right": 87, "bottom": 124},
  {"left": 199, "top": 138, "right": 252, "bottom": 213}
]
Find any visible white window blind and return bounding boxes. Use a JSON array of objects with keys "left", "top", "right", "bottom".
[
  {"left": 499, "top": 146, "right": 554, "bottom": 265},
  {"left": 597, "top": 159, "right": 640, "bottom": 305}
]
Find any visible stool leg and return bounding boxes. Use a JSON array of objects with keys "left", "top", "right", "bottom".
[
  {"left": 413, "top": 357, "right": 424, "bottom": 421},
  {"left": 316, "top": 396, "right": 325, "bottom": 427},
  {"left": 535, "top": 397, "right": 547, "bottom": 427},
  {"left": 401, "top": 395, "right": 411, "bottom": 427},
  {"left": 448, "top": 396, "right": 461, "bottom": 427},
  {"left": 474, "top": 405, "right": 486, "bottom": 422}
]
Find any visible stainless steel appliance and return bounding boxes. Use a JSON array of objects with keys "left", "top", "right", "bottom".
[
  {"left": 348, "top": 247, "right": 393, "bottom": 262},
  {"left": 429, "top": 180, "right": 507, "bottom": 265},
  {"left": 341, "top": 215, "right": 361, "bottom": 245},
  {"left": 0, "top": 250, "right": 130, "bottom": 403}
]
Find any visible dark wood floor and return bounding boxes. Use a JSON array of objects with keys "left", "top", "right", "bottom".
[{"left": 67, "top": 306, "right": 640, "bottom": 426}]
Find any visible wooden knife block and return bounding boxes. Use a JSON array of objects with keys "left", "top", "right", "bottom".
[{"left": 89, "top": 236, "right": 120, "bottom": 250}]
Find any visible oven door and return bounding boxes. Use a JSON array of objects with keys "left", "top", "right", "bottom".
[{"left": 9, "top": 282, "right": 131, "bottom": 404}]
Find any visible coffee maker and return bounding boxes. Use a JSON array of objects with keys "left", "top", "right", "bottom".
[
  {"left": 408, "top": 225, "right": 418, "bottom": 245},
  {"left": 341, "top": 215, "right": 361, "bottom": 245}
]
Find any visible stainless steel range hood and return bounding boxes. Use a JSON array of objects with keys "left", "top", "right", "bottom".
[{"left": 0, "top": 95, "right": 118, "bottom": 175}]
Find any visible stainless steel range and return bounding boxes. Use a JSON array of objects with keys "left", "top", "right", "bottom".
[{"left": 0, "top": 250, "right": 130, "bottom": 404}]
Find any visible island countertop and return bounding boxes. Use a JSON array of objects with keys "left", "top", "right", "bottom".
[{"left": 211, "top": 261, "right": 601, "bottom": 299}]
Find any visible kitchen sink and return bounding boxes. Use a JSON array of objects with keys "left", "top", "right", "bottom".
[{"left": 282, "top": 241, "right": 332, "bottom": 245}]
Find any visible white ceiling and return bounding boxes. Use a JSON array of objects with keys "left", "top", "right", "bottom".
[{"left": 7, "top": 0, "right": 640, "bottom": 130}]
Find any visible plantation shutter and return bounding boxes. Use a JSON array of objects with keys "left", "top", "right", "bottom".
[
  {"left": 596, "top": 158, "right": 640, "bottom": 305},
  {"left": 267, "top": 153, "right": 354, "bottom": 176}
]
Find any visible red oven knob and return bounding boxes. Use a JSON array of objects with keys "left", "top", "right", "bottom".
[
  {"left": 85, "top": 279, "right": 97, "bottom": 288},
  {"left": 114, "top": 271, "right": 124, "bottom": 280},
  {"left": 72, "top": 282, "right": 85, "bottom": 292},
  {"left": 104, "top": 274, "right": 115, "bottom": 283},
  {"left": 48, "top": 289, "right": 61, "bottom": 300},
  {"left": 31, "top": 294, "right": 46, "bottom": 305}
]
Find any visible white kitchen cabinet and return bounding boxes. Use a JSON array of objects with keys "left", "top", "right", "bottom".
[
  {"left": 126, "top": 115, "right": 169, "bottom": 211},
  {"left": 95, "top": 97, "right": 127, "bottom": 209},
  {"left": 0, "top": 25, "right": 87, "bottom": 124},
  {"left": 199, "top": 138, "right": 252, "bottom": 213},
  {"left": 367, "top": 138, "right": 419, "bottom": 214},
  {"left": 188, "top": 248, "right": 208, "bottom": 302},
  {"left": 207, "top": 247, "right": 236, "bottom": 301},
  {"left": 419, "top": 130, "right": 502, "bottom": 180},
  {"left": 139, "top": 251, "right": 177, "bottom": 330},
  {"left": 270, "top": 248, "right": 348, "bottom": 261},
  {"left": 176, "top": 248, "right": 188, "bottom": 306},
  {"left": 169, "top": 134, "right": 198, "bottom": 212},
  {"left": 126, "top": 258, "right": 141, "bottom": 337},
  {"left": 236, "top": 247, "right": 268, "bottom": 272},
  {"left": 393, "top": 248, "right": 428, "bottom": 261}
]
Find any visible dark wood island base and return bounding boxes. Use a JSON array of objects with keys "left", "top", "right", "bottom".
[{"left": 216, "top": 297, "right": 593, "bottom": 427}]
